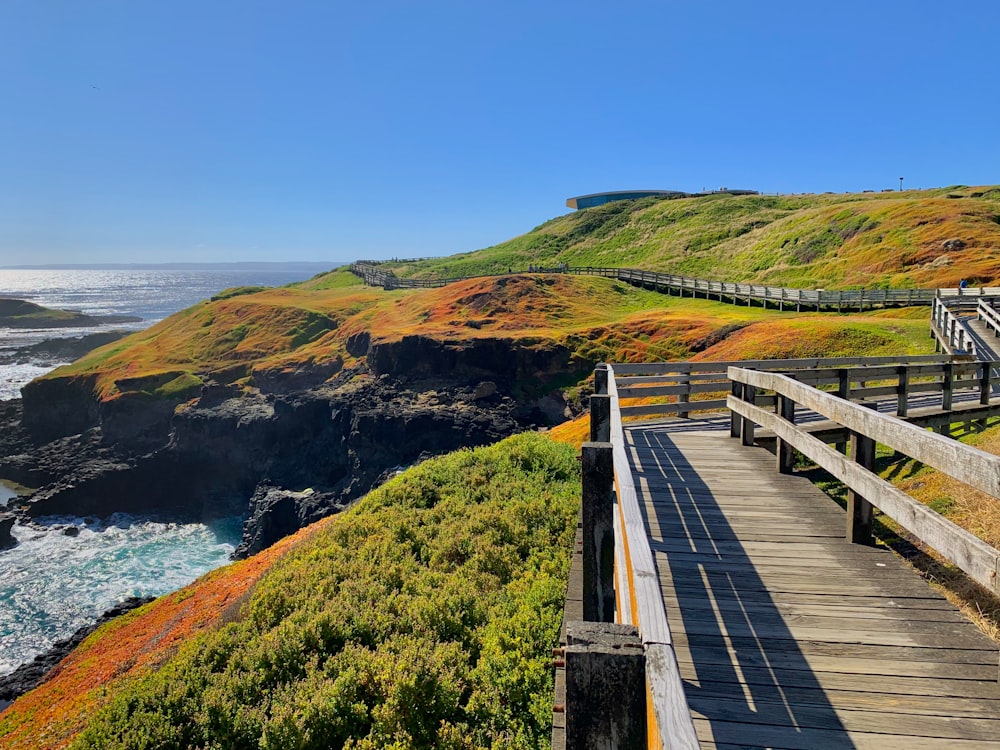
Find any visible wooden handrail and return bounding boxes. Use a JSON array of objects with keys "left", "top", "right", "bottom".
[
  {"left": 979, "top": 298, "right": 1000, "bottom": 338},
  {"left": 612, "top": 355, "right": 974, "bottom": 421},
  {"left": 727, "top": 366, "right": 1000, "bottom": 595},
  {"left": 606, "top": 365, "right": 699, "bottom": 749}
]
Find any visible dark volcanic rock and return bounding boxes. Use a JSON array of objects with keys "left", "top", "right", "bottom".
[
  {"left": 367, "top": 334, "right": 588, "bottom": 384},
  {"left": 20, "top": 374, "right": 102, "bottom": 442},
  {"left": 233, "top": 484, "right": 345, "bottom": 559},
  {"left": 0, "top": 514, "right": 15, "bottom": 549},
  {"left": 5, "top": 331, "right": 130, "bottom": 364},
  {"left": 5, "top": 330, "right": 589, "bottom": 553},
  {"left": 0, "top": 596, "right": 154, "bottom": 704}
]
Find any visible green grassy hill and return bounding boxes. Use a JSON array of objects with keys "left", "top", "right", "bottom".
[{"left": 384, "top": 186, "right": 1000, "bottom": 289}]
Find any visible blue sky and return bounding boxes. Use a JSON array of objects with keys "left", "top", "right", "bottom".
[{"left": 2, "top": 1, "right": 999, "bottom": 265}]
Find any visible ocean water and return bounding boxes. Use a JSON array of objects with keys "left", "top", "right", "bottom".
[
  {"left": 0, "top": 266, "right": 335, "bottom": 400},
  {"left": 0, "top": 265, "right": 332, "bottom": 678},
  {"left": 0, "top": 514, "right": 242, "bottom": 676}
]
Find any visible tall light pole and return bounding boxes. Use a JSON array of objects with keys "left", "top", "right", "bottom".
[{"left": 899, "top": 177, "right": 904, "bottom": 192}]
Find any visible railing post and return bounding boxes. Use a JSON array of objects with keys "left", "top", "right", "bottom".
[
  {"left": 741, "top": 385, "right": 757, "bottom": 446},
  {"left": 942, "top": 362, "right": 954, "bottom": 411},
  {"left": 776, "top": 394, "right": 796, "bottom": 474},
  {"left": 564, "top": 621, "right": 645, "bottom": 750},
  {"left": 981, "top": 363, "right": 992, "bottom": 406},
  {"left": 594, "top": 364, "right": 609, "bottom": 395},
  {"left": 581, "top": 442, "right": 615, "bottom": 623},
  {"left": 896, "top": 365, "right": 910, "bottom": 417},
  {"left": 847, "top": 402, "right": 877, "bottom": 546},
  {"left": 677, "top": 373, "right": 690, "bottom": 419},
  {"left": 729, "top": 380, "right": 742, "bottom": 438},
  {"left": 835, "top": 369, "right": 851, "bottom": 453},
  {"left": 590, "top": 393, "right": 611, "bottom": 443}
]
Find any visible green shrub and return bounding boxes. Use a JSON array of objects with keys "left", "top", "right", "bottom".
[{"left": 73, "top": 434, "right": 579, "bottom": 750}]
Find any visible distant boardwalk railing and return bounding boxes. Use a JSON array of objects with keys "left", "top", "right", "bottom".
[
  {"left": 610, "top": 354, "right": 972, "bottom": 420},
  {"left": 351, "top": 260, "right": 1000, "bottom": 311}
]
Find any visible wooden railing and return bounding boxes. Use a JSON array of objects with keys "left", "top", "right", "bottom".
[
  {"left": 979, "top": 298, "right": 1000, "bottom": 338},
  {"left": 610, "top": 354, "right": 959, "bottom": 421},
  {"left": 568, "top": 366, "right": 699, "bottom": 748},
  {"left": 606, "top": 364, "right": 699, "bottom": 749},
  {"left": 932, "top": 295, "right": 978, "bottom": 356},
  {"left": 727, "top": 366, "right": 1000, "bottom": 598},
  {"left": 349, "top": 261, "right": 995, "bottom": 310}
]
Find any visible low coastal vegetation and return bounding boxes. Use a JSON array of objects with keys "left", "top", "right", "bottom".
[{"left": 0, "top": 434, "right": 578, "bottom": 749}]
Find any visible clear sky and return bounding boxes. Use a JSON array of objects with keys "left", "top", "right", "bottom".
[{"left": 2, "top": 1, "right": 999, "bottom": 265}]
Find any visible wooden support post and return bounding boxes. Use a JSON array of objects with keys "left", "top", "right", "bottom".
[
  {"left": 594, "top": 364, "right": 608, "bottom": 396},
  {"left": 729, "top": 380, "right": 742, "bottom": 438},
  {"left": 741, "top": 385, "right": 757, "bottom": 447},
  {"left": 837, "top": 369, "right": 851, "bottom": 400},
  {"left": 590, "top": 395, "right": 611, "bottom": 443},
  {"left": 847, "top": 402, "right": 877, "bottom": 546},
  {"left": 677, "top": 375, "right": 690, "bottom": 419},
  {"left": 581, "top": 443, "right": 615, "bottom": 623},
  {"left": 942, "top": 362, "right": 954, "bottom": 411},
  {"left": 897, "top": 365, "right": 910, "bottom": 417},
  {"left": 564, "top": 621, "right": 645, "bottom": 750},
  {"left": 776, "top": 394, "right": 796, "bottom": 474},
  {"left": 980, "top": 364, "right": 991, "bottom": 406}
]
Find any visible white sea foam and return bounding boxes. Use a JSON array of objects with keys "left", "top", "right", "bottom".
[{"left": 0, "top": 514, "right": 242, "bottom": 676}]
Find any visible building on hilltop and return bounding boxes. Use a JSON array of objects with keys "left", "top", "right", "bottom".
[{"left": 565, "top": 188, "right": 759, "bottom": 210}]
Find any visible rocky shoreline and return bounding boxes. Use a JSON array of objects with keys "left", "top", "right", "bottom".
[{"left": 0, "top": 596, "right": 154, "bottom": 708}]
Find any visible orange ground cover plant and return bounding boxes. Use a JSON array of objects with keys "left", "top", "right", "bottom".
[{"left": 0, "top": 518, "right": 334, "bottom": 750}]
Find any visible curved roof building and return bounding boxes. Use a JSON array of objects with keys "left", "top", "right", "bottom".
[
  {"left": 566, "top": 188, "right": 759, "bottom": 210},
  {"left": 565, "top": 190, "right": 687, "bottom": 210}
]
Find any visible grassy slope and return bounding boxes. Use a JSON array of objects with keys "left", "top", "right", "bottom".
[
  {"left": 386, "top": 186, "right": 1000, "bottom": 289},
  {"left": 0, "top": 434, "right": 579, "bottom": 750},
  {"left": 42, "top": 272, "right": 934, "bottom": 404}
]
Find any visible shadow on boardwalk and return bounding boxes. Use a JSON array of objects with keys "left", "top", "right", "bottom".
[{"left": 628, "top": 422, "right": 854, "bottom": 748}]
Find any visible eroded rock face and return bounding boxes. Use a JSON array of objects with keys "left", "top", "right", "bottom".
[
  {"left": 367, "top": 334, "right": 588, "bottom": 384},
  {"left": 0, "top": 515, "right": 15, "bottom": 549},
  {"left": 20, "top": 375, "right": 101, "bottom": 442},
  {"left": 233, "top": 485, "right": 344, "bottom": 559},
  {"left": 4, "top": 334, "right": 589, "bottom": 555}
]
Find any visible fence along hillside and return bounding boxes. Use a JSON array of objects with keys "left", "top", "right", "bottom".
[{"left": 350, "top": 261, "right": 1000, "bottom": 311}]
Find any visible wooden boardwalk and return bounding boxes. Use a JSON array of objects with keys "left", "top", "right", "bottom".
[{"left": 626, "top": 419, "right": 1000, "bottom": 749}]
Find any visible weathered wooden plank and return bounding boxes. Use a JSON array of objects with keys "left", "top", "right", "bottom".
[
  {"left": 621, "top": 399, "right": 728, "bottom": 417},
  {"left": 688, "top": 696, "right": 1000, "bottom": 741},
  {"left": 673, "top": 631, "right": 999, "bottom": 665},
  {"left": 671, "top": 639, "right": 999, "bottom": 681},
  {"left": 658, "top": 592, "right": 968, "bottom": 622},
  {"left": 645, "top": 643, "right": 700, "bottom": 750},
  {"left": 689, "top": 677, "right": 1000, "bottom": 715},
  {"left": 693, "top": 719, "right": 1000, "bottom": 749}
]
